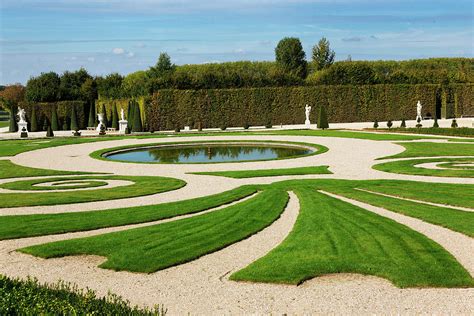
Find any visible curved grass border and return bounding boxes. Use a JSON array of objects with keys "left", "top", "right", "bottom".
[
  {"left": 190, "top": 165, "right": 332, "bottom": 178},
  {"left": 379, "top": 142, "right": 474, "bottom": 160},
  {"left": 373, "top": 157, "right": 474, "bottom": 178},
  {"left": 90, "top": 140, "right": 328, "bottom": 165},
  {"left": 1, "top": 179, "right": 109, "bottom": 191},
  {"left": 0, "top": 175, "right": 185, "bottom": 208}
]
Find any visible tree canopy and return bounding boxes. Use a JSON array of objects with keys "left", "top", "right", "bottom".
[
  {"left": 275, "top": 37, "right": 308, "bottom": 78},
  {"left": 312, "top": 37, "right": 335, "bottom": 70}
]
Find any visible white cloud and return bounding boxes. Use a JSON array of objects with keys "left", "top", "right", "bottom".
[{"left": 112, "top": 47, "right": 125, "bottom": 55}]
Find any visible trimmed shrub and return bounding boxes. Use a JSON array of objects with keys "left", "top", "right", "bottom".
[
  {"left": 30, "top": 106, "right": 38, "bottom": 132},
  {"left": 111, "top": 104, "right": 119, "bottom": 130},
  {"left": 8, "top": 108, "right": 17, "bottom": 132},
  {"left": 42, "top": 118, "right": 48, "bottom": 131},
  {"left": 317, "top": 106, "right": 329, "bottom": 129},
  {"left": 62, "top": 117, "right": 69, "bottom": 130},
  {"left": 51, "top": 106, "right": 59, "bottom": 131},
  {"left": 46, "top": 124, "right": 54, "bottom": 137},
  {"left": 416, "top": 117, "right": 422, "bottom": 128},
  {"left": 400, "top": 118, "right": 406, "bottom": 128},
  {"left": 70, "top": 105, "right": 79, "bottom": 131},
  {"left": 373, "top": 120, "right": 379, "bottom": 129},
  {"left": 101, "top": 104, "right": 109, "bottom": 128},
  {"left": 433, "top": 117, "right": 439, "bottom": 128},
  {"left": 387, "top": 120, "right": 393, "bottom": 129},
  {"left": 132, "top": 102, "right": 143, "bottom": 132},
  {"left": 87, "top": 102, "right": 95, "bottom": 127},
  {"left": 451, "top": 118, "right": 458, "bottom": 128}
]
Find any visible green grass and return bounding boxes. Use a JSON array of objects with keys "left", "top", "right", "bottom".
[
  {"left": 190, "top": 166, "right": 332, "bottom": 178},
  {"left": 0, "top": 160, "right": 93, "bottom": 179},
  {"left": 327, "top": 187, "right": 474, "bottom": 237},
  {"left": 259, "top": 129, "right": 442, "bottom": 141},
  {"left": 230, "top": 188, "right": 473, "bottom": 288},
  {"left": 91, "top": 140, "right": 328, "bottom": 164},
  {"left": 0, "top": 186, "right": 257, "bottom": 240},
  {"left": 381, "top": 142, "right": 474, "bottom": 159},
  {"left": 20, "top": 189, "right": 289, "bottom": 273},
  {"left": 377, "top": 127, "right": 474, "bottom": 138},
  {"left": 0, "top": 178, "right": 109, "bottom": 191},
  {"left": 0, "top": 175, "right": 185, "bottom": 208},
  {"left": 0, "top": 275, "right": 165, "bottom": 315},
  {"left": 0, "top": 121, "right": 9, "bottom": 128},
  {"left": 374, "top": 157, "right": 474, "bottom": 178}
]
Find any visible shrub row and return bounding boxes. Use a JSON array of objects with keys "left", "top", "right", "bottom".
[
  {"left": 18, "top": 101, "right": 88, "bottom": 131},
  {"left": 0, "top": 275, "right": 165, "bottom": 315},
  {"left": 146, "top": 84, "right": 473, "bottom": 130},
  {"left": 97, "top": 97, "right": 147, "bottom": 129}
]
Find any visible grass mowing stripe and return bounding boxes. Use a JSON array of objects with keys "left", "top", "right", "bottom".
[
  {"left": 0, "top": 186, "right": 257, "bottom": 240},
  {"left": 374, "top": 157, "right": 474, "bottom": 178},
  {"left": 325, "top": 187, "right": 474, "bottom": 237},
  {"left": 380, "top": 142, "right": 474, "bottom": 159},
  {"left": 20, "top": 189, "right": 289, "bottom": 273},
  {"left": 0, "top": 176, "right": 185, "bottom": 208},
  {"left": 190, "top": 166, "right": 332, "bottom": 178},
  {"left": 231, "top": 188, "right": 473, "bottom": 288}
]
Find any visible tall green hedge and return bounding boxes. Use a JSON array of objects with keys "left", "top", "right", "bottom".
[
  {"left": 19, "top": 101, "right": 87, "bottom": 131},
  {"left": 97, "top": 97, "right": 147, "bottom": 129},
  {"left": 146, "top": 84, "right": 472, "bottom": 130}
]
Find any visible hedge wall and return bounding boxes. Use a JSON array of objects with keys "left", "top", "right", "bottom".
[
  {"left": 96, "top": 97, "right": 147, "bottom": 127},
  {"left": 147, "top": 84, "right": 473, "bottom": 130},
  {"left": 19, "top": 101, "right": 88, "bottom": 130}
]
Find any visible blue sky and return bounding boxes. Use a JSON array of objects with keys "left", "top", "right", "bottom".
[{"left": 1, "top": 0, "right": 473, "bottom": 84}]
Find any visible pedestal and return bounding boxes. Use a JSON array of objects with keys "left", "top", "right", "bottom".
[
  {"left": 119, "top": 120, "right": 128, "bottom": 134},
  {"left": 18, "top": 121, "right": 28, "bottom": 137},
  {"left": 305, "top": 119, "right": 311, "bottom": 128},
  {"left": 184, "top": 126, "right": 191, "bottom": 131}
]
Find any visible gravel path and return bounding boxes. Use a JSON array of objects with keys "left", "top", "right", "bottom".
[{"left": 0, "top": 135, "right": 473, "bottom": 313}]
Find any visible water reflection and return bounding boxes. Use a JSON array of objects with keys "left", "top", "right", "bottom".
[{"left": 106, "top": 144, "right": 312, "bottom": 163}]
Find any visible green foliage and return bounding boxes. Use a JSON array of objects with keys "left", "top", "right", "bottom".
[
  {"left": 400, "top": 118, "right": 406, "bottom": 128},
  {"left": 149, "top": 52, "right": 175, "bottom": 78},
  {"left": 312, "top": 37, "right": 335, "bottom": 70},
  {"left": 0, "top": 275, "right": 165, "bottom": 315},
  {"left": 387, "top": 120, "right": 393, "bottom": 129},
  {"left": 101, "top": 104, "right": 109, "bottom": 127},
  {"left": 373, "top": 120, "right": 379, "bottom": 128},
  {"left": 192, "top": 166, "right": 332, "bottom": 178},
  {"left": 46, "top": 124, "right": 54, "bottom": 137},
  {"left": 97, "top": 73, "right": 124, "bottom": 99},
  {"left": 51, "top": 106, "right": 59, "bottom": 131},
  {"left": 433, "top": 117, "right": 439, "bottom": 128},
  {"left": 70, "top": 105, "right": 79, "bottom": 131},
  {"left": 26, "top": 72, "right": 61, "bottom": 102},
  {"left": 62, "top": 116, "right": 69, "bottom": 131},
  {"left": 131, "top": 101, "right": 143, "bottom": 132},
  {"left": 314, "top": 61, "right": 377, "bottom": 85},
  {"left": 386, "top": 127, "right": 474, "bottom": 138},
  {"left": 111, "top": 103, "right": 119, "bottom": 130},
  {"left": 317, "top": 106, "right": 329, "bottom": 129},
  {"left": 451, "top": 119, "right": 458, "bottom": 128},
  {"left": 30, "top": 106, "right": 38, "bottom": 132},
  {"left": 59, "top": 68, "right": 92, "bottom": 100},
  {"left": 87, "top": 101, "right": 95, "bottom": 127},
  {"left": 275, "top": 37, "right": 307, "bottom": 78},
  {"left": 8, "top": 107, "right": 17, "bottom": 132}
]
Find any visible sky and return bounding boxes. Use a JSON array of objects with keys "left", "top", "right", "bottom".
[{"left": 1, "top": 0, "right": 473, "bottom": 84}]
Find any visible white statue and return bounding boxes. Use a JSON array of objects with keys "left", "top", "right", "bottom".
[
  {"left": 17, "top": 107, "right": 26, "bottom": 123},
  {"left": 305, "top": 104, "right": 311, "bottom": 126},
  {"left": 120, "top": 108, "right": 125, "bottom": 121},
  {"left": 119, "top": 108, "right": 128, "bottom": 133},
  {"left": 416, "top": 101, "right": 422, "bottom": 121},
  {"left": 96, "top": 113, "right": 105, "bottom": 132}
]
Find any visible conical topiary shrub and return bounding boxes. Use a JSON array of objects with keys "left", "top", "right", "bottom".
[
  {"left": 42, "top": 118, "right": 48, "bottom": 131},
  {"left": 451, "top": 118, "right": 458, "bottom": 128},
  {"left": 101, "top": 104, "right": 109, "bottom": 128},
  {"left": 30, "top": 106, "right": 38, "bottom": 132},
  {"left": 128, "top": 101, "right": 135, "bottom": 131},
  {"left": 111, "top": 104, "right": 119, "bottom": 130},
  {"left": 62, "top": 117, "right": 69, "bottom": 131},
  {"left": 46, "top": 121, "right": 54, "bottom": 137},
  {"left": 8, "top": 107, "right": 17, "bottom": 132},
  {"left": 433, "top": 117, "right": 439, "bottom": 128},
  {"left": 400, "top": 118, "right": 406, "bottom": 128},
  {"left": 51, "top": 107, "right": 59, "bottom": 131},
  {"left": 132, "top": 102, "right": 143, "bottom": 133},
  {"left": 373, "top": 120, "right": 379, "bottom": 129},
  {"left": 387, "top": 120, "right": 393, "bottom": 129},
  {"left": 317, "top": 106, "right": 329, "bottom": 129},
  {"left": 87, "top": 102, "right": 95, "bottom": 127},
  {"left": 70, "top": 105, "right": 79, "bottom": 131}
]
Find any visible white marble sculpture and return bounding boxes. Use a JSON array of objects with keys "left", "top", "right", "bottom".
[
  {"left": 416, "top": 101, "right": 422, "bottom": 121},
  {"left": 305, "top": 104, "right": 312, "bottom": 127},
  {"left": 17, "top": 107, "right": 28, "bottom": 136},
  {"left": 119, "top": 108, "right": 128, "bottom": 133},
  {"left": 96, "top": 113, "right": 105, "bottom": 132}
]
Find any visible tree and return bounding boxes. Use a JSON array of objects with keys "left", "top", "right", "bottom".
[
  {"left": 30, "top": 106, "right": 38, "bottom": 132},
  {"left": 101, "top": 104, "right": 109, "bottom": 128},
  {"left": 51, "top": 107, "right": 59, "bottom": 131},
  {"left": 312, "top": 37, "right": 336, "bottom": 70},
  {"left": 317, "top": 106, "right": 329, "bottom": 129},
  {"left": 127, "top": 100, "right": 135, "bottom": 131},
  {"left": 275, "top": 37, "right": 307, "bottom": 78},
  {"left": 59, "top": 68, "right": 91, "bottom": 100},
  {"left": 8, "top": 107, "right": 17, "bottom": 132},
  {"left": 96, "top": 73, "right": 123, "bottom": 99},
  {"left": 0, "top": 84, "right": 25, "bottom": 111},
  {"left": 149, "top": 53, "right": 175, "bottom": 77},
  {"left": 122, "top": 71, "right": 149, "bottom": 97},
  {"left": 111, "top": 104, "right": 119, "bottom": 130},
  {"left": 70, "top": 105, "right": 79, "bottom": 131},
  {"left": 25, "top": 72, "right": 60, "bottom": 102},
  {"left": 131, "top": 102, "right": 143, "bottom": 133}
]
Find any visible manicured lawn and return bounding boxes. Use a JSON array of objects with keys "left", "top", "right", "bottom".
[
  {"left": 374, "top": 157, "right": 474, "bottom": 178},
  {"left": 191, "top": 166, "right": 331, "bottom": 178},
  {"left": 0, "top": 186, "right": 256, "bottom": 240},
  {"left": 0, "top": 121, "right": 9, "bottom": 128},
  {"left": 327, "top": 187, "right": 474, "bottom": 237},
  {"left": 0, "top": 160, "right": 92, "bottom": 179},
  {"left": 231, "top": 189, "right": 473, "bottom": 288},
  {"left": 260, "top": 129, "right": 441, "bottom": 141},
  {"left": 0, "top": 175, "right": 185, "bottom": 208},
  {"left": 20, "top": 189, "right": 289, "bottom": 273},
  {"left": 381, "top": 142, "right": 474, "bottom": 159},
  {"left": 377, "top": 127, "right": 474, "bottom": 138}
]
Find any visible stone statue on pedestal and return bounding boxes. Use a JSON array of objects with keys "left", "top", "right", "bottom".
[
  {"left": 416, "top": 101, "right": 422, "bottom": 121},
  {"left": 305, "top": 104, "right": 311, "bottom": 127}
]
